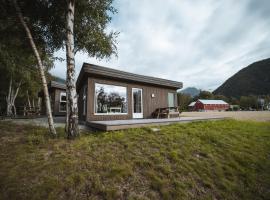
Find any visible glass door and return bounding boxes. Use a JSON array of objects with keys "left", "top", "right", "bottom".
[
  {"left": 168, "top": 92, "right": 175, "bottom": 107},
  {"left": 132, "top": 88, "right": 143, "bottom": 118}
]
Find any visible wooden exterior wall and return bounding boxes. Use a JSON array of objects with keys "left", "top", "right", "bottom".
[
  {"left": 78, "top": 76, "right": 178, "bottom": 122},
  {"left": 53, "top": 88, "right": 66, "bottom": 116},
  {"left": 41, "top": 88, "right": 66, "bottom": 116},
  {"left": 77, "top": 83, "right": 87, "bottom": 121}
]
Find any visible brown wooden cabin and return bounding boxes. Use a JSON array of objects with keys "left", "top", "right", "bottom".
[
  {"left": 40, "top": 81, "right": 66, "bottom": 116},
  {"left": 76, "top": 63, "right": 183, "bottom": 122}
]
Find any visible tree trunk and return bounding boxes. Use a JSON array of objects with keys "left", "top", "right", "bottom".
[
  {"left": 13, "top": 0, "right": 56, "bottom": 136},
  {"left": 23, "top": 105, "right": 26, "bottom": 116},
  {"left": 12, "top": 105, "right": 16, "bottom": 116},
  {"left": 6, "top": 78, "right": 13, "bottom": 116},
  {"left": 66, "top": 0, "right": 79, "bottom": 138},
  {"left": 26, "top": 90, "right": 31, "bottom": 110},
  {"left": 6, "top": 78, "right": 21, "bottom": 117},
  {"left": 32, "top": 98, "right": 35, "bottom": 110},
  {"left": 37, "top": 97, "right": 41, "bottom": 115},
  {"left": 11, "top": 80, "right": 22, "bottom": 116}
]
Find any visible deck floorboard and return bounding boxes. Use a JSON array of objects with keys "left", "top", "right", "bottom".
[{"left": 87, "top": 116, "right": 228, "bottom": 131}]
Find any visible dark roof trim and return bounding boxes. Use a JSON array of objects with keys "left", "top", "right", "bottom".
[
  {"left": 50, "top": 81, "right": 66, "bottom": 90},
  {"left": 77, "top": 63, "right": 183, "bottom": 89}
]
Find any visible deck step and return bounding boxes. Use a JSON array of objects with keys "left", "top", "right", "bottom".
[{"left": 87, "top": 117, "right": 227, "bottom": 131}]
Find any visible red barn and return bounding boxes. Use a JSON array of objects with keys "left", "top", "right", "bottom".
[{"left": 192, "top": 99, "right": 229, "bottom": 111}]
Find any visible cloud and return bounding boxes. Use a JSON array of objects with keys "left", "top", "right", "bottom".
[{"left": 51, "top": 0, "right": 270, "bottom": 90}]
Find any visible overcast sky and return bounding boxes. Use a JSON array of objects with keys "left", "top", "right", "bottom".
[{"left": 51, "top": 0, "right": 270, "bottom": 91}]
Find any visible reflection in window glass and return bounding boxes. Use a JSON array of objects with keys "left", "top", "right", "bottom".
[
  {"left": 133, "top": 89, "right": 142, "bottom": 113},
  {"left": 83, "top": 86, "right": 87, "bottom": 116},
  {"left": 95, "top": 83, "right": 127, "bottom": 114},
  {"left": 168, "top": 92, "right": 175, "bottom": 107}
]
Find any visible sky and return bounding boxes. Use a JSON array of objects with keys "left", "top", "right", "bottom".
[{"left": 51, "top": 0, "right": 270, "bottom": 91}]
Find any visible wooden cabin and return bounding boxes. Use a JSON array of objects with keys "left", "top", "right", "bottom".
[
  {"left": 76, "top": 63, "right": 183, "bottom": 122},
  {"left": 40, "top": 81, "right": 66, "bottom": 116}
]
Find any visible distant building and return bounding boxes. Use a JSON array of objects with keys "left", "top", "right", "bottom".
[
  {"left": 188, "top": 102, "right": 196, "bottom": 111},
  {"left": 190, "top": 99, "right": 229, "bottom": 111},
  {"left": 39, "top": 81, "right": 66, "bottom": 116}
]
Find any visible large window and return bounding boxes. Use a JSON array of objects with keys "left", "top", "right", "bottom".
[
  {"left": 59, "top": 92, "right": 66, "bottom": 112},
  {"left": 83, "top": 85, "right": 87, "bottom": 116},
  {"left": 95, "top": 83, "right": 127, "bottom": 114},
  {"left": 168, "top": 92, "right": 175, "bottom": 107}
]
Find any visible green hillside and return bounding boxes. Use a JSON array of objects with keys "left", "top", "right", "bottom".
[{"left": 214, "top": 58, "right": 270, "bottom": 97}]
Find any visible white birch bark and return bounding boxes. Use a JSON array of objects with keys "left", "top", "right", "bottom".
[
  {"left": 6, "top": 78, "right": 21, "bottom": 117},
  {"left": 13, "top": 0, "right": 56, "bottom": 136},
  {"left": 6, "top": 78, "right": 13, "bottom": 116},
  {"left": 26, "top": 90, "right": 31, "bottom": 109},
  {"left": 66, "top": 0, "right": 79, "bottom": 138},
  {"left": 37, "top": 97, "right": 41, "bottom": 115},
  {"left": 11, "top": 80, "right": 22, "bottom": 116}
]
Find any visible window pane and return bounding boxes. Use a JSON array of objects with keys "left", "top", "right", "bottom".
[
  {"left": 83, "top": 86, "right": 87, "bottom": 115},
  {"left": 59, "top": 92, "right": 66, "bottom": 112},
  {"left": 60, "top": 102, "right": 66, "bottom": 112},
  {"left": 95, "top": 83, "right": 127, "bottom": 114},
  {"left": 168, "top": 93, "right": 175, "bottom": 107},
  {"left": 133, "top": 89, "right": 142, "bottom": 113},
  {"left": 60, "top": 93, "right": 66, "bottom": 102}
]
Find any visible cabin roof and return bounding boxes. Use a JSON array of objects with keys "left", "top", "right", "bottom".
[
  {"left": 76, "top": 63, "right": 183, "bottom": 90},
  {"left": 197, "top": 99, "right": 228, "bottom": 105},
  {"left": 50, "top": 81, "right": 66, "bottom": 90},
  {"left": 188, "top": 102, "right": 196, "bottom": 106}
]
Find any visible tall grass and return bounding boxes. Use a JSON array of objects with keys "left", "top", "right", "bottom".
[{"left": 0, "top": 120, "right": 269, "bottom": 199}]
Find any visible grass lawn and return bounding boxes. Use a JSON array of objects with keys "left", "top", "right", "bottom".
[{"left": 0, "top": 120, "right": 269, "bottom": 200}]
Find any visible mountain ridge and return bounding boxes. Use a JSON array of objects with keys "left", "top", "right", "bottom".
[
  {"left": 180, "top": 87, "right": 200, "bottom": 97},
  {"left": 214, "top": 58, "right": 270, "bottom": 97}
]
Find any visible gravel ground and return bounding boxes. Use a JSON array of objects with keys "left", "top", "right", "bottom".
[
  {"left": 2, "top": 117, "right": 93, "bottom": 131},
  {"left": 2, "top": 111, "right": 269, "bottom": 131},
  {"left": 181, "top": 111, "right": 270, "bottom": 122}
]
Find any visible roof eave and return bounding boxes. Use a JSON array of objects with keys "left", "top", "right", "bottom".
[
  {"left": 50, "top": 81, "right": 66, "bottom": 90},
  {"left": 78, "top": 63, "right": 183, "bottom": 90}
]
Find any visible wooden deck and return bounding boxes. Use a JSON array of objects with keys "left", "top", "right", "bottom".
[{"left": 87, "top": 116, "right": 228, "bottom": 131}]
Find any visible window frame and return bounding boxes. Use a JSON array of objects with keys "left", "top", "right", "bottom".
[
  {"left": 83, "top": 85, "right": 87, "bottom": 116},
  {"left": 168, "top": 92, "right": 175, "bottom": 108},
  {"left": 59, "top": 92, "right": 67, "bottom": 112},
  {"left": 94, "top": 83, "right": 128, "bottom": 115}
]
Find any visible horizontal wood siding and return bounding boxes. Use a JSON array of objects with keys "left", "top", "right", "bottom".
[
  {"left": 84, "top": 76, "right": 177, "bottom": 121},
  {"left": 53, "top": 88, "right": 66, "bottom": 116},
  {"left": 78, "top": 84, "right": 84, "bottom": 121}
]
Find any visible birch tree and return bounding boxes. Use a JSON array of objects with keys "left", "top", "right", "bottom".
[
  {"left": 6, "top": 78, "right": 22, "bottom": 116},
  {"left": 0, "top": 28, "right": 37, "bottom": 117},
  {"left": 2, "top": 0, "right": 118, "bottom": 138},
  {"left": 65, "top": 0, "right": 79, "bottom": 138},
  {"left": 12, "top": 0, "right": 56, "bottom": 136},
  {"left": 64, "top": 0, "right": 118, "bottom": 138},
  {"left": 0, "top": 45, "right": 45, "bottom": 118}
]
